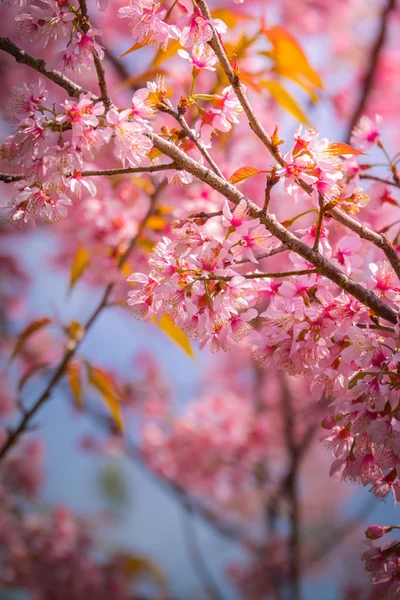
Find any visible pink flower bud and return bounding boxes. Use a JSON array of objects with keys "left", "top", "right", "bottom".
[
  {"left": 365, "top": 525, "right": 391, "bottom": 540},
  {"left": 321, "top": 415, "right": 336, "bottom": 429}
]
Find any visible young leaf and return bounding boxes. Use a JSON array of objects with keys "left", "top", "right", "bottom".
[
  {"left": 122, "top": 554, "right": 168, "bottom": 591},
  {"left": 229, "top": 166, "right": 266, "bottom": 184},
  {"left": 69, "top": 247, "right": 90, "bottom": 292},
  {"left": 10, "top": 318, "right": 52, "bottom": 362},
  {"left": 261, "top": 80, "right": 310, "bottom": 124},
  {"left": 117, "top": 34, "right": 153, "bottom": 58},
  {"left": 152, "top": 314, "right": 194, "bottom": 358},
  {"left": 210, "top": 8, "right": 253, "bottom": 29},
  {"left": 87, "top": 364, "right": 124, "bottom": 431},
  {"left": 18, "top": 363, "right": 49, "bottom": 392},
  {"left": 67, "top": 362, "right": 83, "bottom": 410},
  {"left": 264, "top": 26, "right": 323, "bottom": 90},
  {"left": 145, "top": 215, "right": 167, "bottom": 230},
  {"left": 326, "top": 142, "right": 366, "bottom": 157}
]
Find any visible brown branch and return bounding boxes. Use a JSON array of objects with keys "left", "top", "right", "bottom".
[
  {"left": 181, "top": 501, "right": 227, "bottom": 600},
  {"left": 194, "top": 1, "right": 400, "bottom": 280},
  {"left": 81, "top": 163, "right": 177, "bottom": 177},
  {"left": 305, "top": 498, "right": 376, "bottom": 570},
  {"left": 149, "top": 132, "right": 398, "bottom": 324},
  {"left": 313, "top": 194, "right": 325, "bottom": 251},
  {"left": 361, "top": 173, "right": 400, "bottom": 189},
  {"left": 0, "top": 173, "right": 25, "bottom": 183},
  {"left": 345, "top": 0, "right": 396, "bottom": 142},
  {"left": 194, "top": 0, "right": 285, "bottom": 167},
  {"left": 77, "top": 0, "right": 111, "bottom": 110},
  {"left": 199, "top": 269, "right": 316, "bottom": 282},
  {"left": 0, "top": 164, "right": 177, "bottom": 183},
  {"left": 90, "top": 409, "right": 247, "bottom": 543},
  {"left": 0, "top": 181, "right": 167, "bottom": 462},
  {"left": 328, "top": 207, "right": 400, "bottom": 281},
  {"left": 280, "top": 373, "right": 301, "bottom": 600},
  {"left": 158, "top": 99, "right": 224, "bottom": 178},
  {"left": 0, "top": 37, "right": 91, "bottom": 99}
]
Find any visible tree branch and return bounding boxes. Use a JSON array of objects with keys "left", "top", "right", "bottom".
[
  {"left": 77, "top": 0, "right": 111, "bottom": 109},
  {"left": 345, "top": 0, "right": 396, "bottom": 142},
  {"left": 0, "top": 37, "right": 91, "bottom": 99},
  {"left": 361, "top": 173, "right": 400, "bottom": 188},
  {"left": 0, "top": 181, "right": 167, "bottom": 461},
  {"left": 280, "top": 373, "right": 301, "bottom": 600},
  {"left": 181, "top": 501, "right": 227, "bottom": 600},
  {"left": 193, "top": 2, "right": 400, "bottom": 280},
  {"left": 149, "top": 132, "right": 398, "bottom": 324}
]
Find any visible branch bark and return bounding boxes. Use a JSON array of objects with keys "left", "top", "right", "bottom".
[
  {"left": 0, "top": 181, "right": 167, "bottom": 461},
  {"left": 345, "top": 0, "right": 397, "bottom": 142},
  {"left": 0, "top": 37, "right": 91, "bottom": 99},
  {"left": 149, "top": 132, "right": 398, "bottom": 325}
]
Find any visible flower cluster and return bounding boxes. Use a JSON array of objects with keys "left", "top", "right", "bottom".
[{"left": 1, "top": 85, "right": 154, "bottom": 224}]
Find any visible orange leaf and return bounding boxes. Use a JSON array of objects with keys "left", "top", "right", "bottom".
[
  {"left": 145, "top": 215, "right": 167, "bottom": 230},
  {"left": 229, "top": 166, "right": 266, "bottom": 184},
  {"left": 260, "top": 80, "right": 310, "bottom": 124},
  {"left": 326, "top": 142, "right": 366, "bottom": 157},
  {"left": 69, "top": 247, "right": 90, "bottom": 292},
  {"left": 210, "top": 7, "right": 253, "bottom": 29},
  {"left": 152, "top": 315, "right": 194, "bottom": 358},
  {"left": 18, "top": 363, "right": 49, "bottom": 392},
  {"left": 10, "top": 318, "right": 52, "bottom": 362},
  {"left": 265, "top": 26, "right": 323, "bottom": 90},
  {"left": 152, "top": 39, "right": 181, "bottom": 68},
  {"left": 87, "top": 364, "right": 124, "bottom": 432},
  {"left": 117, "top": 34, "right": 153, "bottom": 59},
  {"left": 67, "top": 362, "right": 83, "bottom": 410}
]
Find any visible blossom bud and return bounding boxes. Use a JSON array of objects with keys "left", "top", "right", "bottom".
[
  {"left": 365, "top": 525, "right": 391, "bottom": 540},
  {"left": 321, "top": 415, "right": 336, "bottom": 429}
]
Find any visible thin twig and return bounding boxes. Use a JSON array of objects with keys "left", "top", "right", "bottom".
[
  {"left": 81, "top": 163, "right": 177, "bottom": 177},
  {"left": 263, "top": 169, "right": 279, "bottom": 212},
  {"left": 313, "top": 194, "right": 325, "bottom": 251},
  {"left": 0, "top": 181, "right": 167, "bottom": 461},
  {"left": 361, "top": 173, "right": 400, "bottom": 189},
  {"left": 0, "top": 173, "right": 25, "bottom": 183},
  {"left": 200, "top": 269, "right": 316, "bottom": 282},
  {"left": 345, "top": 0, "right": 397, "bottom": 142},
  {"left": 194, "top": 0, "right": 400, "bottom": 280},
  {"left": 305, "top": 498, "right": 376, "bottom": 570},
  {"left": 279, "top": 373, "right": 301, "bottom": 600},
  {"left": 159, "top": 99, "right": 224, "bottom": 178},
  {"left": 0, "top": 37, "right": 90, "bottom": 99},
  {"left": 149, "top": 131, "right": 398, "bottom": 324},
  {"left": 77, "top": 0, "right": 111, "bottom": 109},
  {"left": 194, "top": 0, "right": 285, "bottom": 167},
  {"left": 181, "top": 500, "right": 227, "bottom": 600},
  {"left": 0, "top": 164, "right": 177, "bottom": 184}
]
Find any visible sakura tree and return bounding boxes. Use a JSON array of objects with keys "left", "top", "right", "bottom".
[{"left": 1, "top": 0, "right": 400, "bottom": 598}]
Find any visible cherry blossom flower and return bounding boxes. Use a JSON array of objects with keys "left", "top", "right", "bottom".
[
  {"left": 178, "top": 43, "right": 218, "bottom": 71},
  {"left": 351, "top": 114, "right": 383, "bottom": 149}
]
